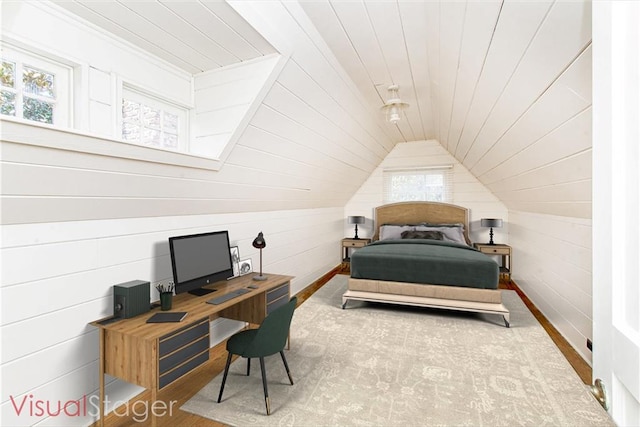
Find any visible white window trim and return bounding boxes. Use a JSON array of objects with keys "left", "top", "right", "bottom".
[
  {"left": 1, "top": 43, "right": 73, "bottom": 127},
  {"left": 1, "top": 71, "right": 224, "bottom": 172},
  {"left": 383, "top": 165, "right": 454, "bottom": 204},
  {"left": 120, "top": 84, "right": 189, "bottom": 153},
  {"left": 1, "top": 45, "right": 289, "bottom": 173},
  {"left": 0, "top": 46, "right": 222, "bottom": 171},
  {"left": 2, "top": 117, "right": 222, "bottom": 171}
]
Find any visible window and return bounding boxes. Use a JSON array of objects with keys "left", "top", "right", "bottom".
[
  {"left": 383, "top": 166, "right": 453, "bottom": 203},
  {"left": 0, "top": 46, "right": 71, "bottom": 126},
  {"left": 121, "top": 87, "right": 187, "bottom": 152}
]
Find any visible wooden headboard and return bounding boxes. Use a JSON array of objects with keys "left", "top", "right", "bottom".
[{"left": 372, "top": 201, "right": 470, "bottom": 244}]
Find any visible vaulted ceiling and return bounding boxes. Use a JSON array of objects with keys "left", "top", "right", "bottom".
[
  {"left": 50, "top": 0, "right": 592, "bottom": 218},
  {"left": 301, "top": 0, "right": 592, "bottom": 218}
]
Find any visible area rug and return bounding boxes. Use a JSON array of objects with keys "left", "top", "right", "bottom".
[{"left": 182, "top": 275, "right": 613, "bottom": 426}]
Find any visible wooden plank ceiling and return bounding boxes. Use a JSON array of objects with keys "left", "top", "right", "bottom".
[
  {"left": 300, "top": 0, "right": 592, "bottom": 218},
  {"left": 52, "top": 0, "right": 276, "bottom": 73},
  {"left": 50, "top": 0, "right": 592, "bottom": 218}
]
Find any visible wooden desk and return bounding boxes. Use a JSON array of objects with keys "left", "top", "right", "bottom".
[{"left": 91, "top": 273, "right": 293, "bottom": 427}]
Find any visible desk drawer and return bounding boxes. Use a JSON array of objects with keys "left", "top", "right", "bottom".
[
  {"left": 267, "top": 295, "right": 288, "bottom": 314},
  {"left": 266, "top": 282, "right": 290, "bottom": 315},
  {"left": 159, "top": 319, "right": 209, "bottom": 357},
  {"left": 267, "top": 283, "right": 289, "bottom": 304},
  {"left": 159, "top": 335, "right": 209, "bottom": 374},
  {"left": 159, "top": 351, "right": 209, "bottom": 389}
]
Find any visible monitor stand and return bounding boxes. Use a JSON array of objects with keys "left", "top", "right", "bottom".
[{"left": 189, "top": 288, "right": 216, "bottom": 296}]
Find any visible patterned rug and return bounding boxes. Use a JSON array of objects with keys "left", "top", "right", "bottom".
[{"left": 182, "top": 275, "right": 613, "bottom": 426}]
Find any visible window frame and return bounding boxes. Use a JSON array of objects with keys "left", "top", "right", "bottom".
[
  {"left": 383, "top": 165, "right": 454, "bottom": 204},
  {"left": 119, "top": 85, "right": 189, "bottom": 154},
  {"left": 0, "top": 44, "right": 72, "bottom": 127},
  {"left": 1, "top": 42, "right": 287, "bottom": 173}
]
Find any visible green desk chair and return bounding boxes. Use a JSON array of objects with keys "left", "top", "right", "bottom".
[{"left": 217, "top": 296, "right": 297, "bottom": 415}]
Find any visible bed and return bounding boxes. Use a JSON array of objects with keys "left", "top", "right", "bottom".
[{"left": 342, "top": 201, "right": 510, "bottom": 327}]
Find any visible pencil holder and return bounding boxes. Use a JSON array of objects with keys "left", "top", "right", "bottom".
[{"left": 160, "top": 292, "right": 173, "bottom": 311}]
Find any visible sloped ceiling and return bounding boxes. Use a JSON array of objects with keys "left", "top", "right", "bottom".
[
  {"left": 50, "top": 0, "right": 592, "bottom": 219},
  {"left": 52, "top": 0, "right": 276, "bottom": 73},
  {"left": 300, "top": 0, "right": 592, "bottom": 218}
]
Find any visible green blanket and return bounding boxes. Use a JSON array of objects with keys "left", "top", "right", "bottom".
[{"left": 350, "top": 239, "right": 499, "bottom": 289}]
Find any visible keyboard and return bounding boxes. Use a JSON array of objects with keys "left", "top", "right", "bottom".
[{"left": 206, "top": 288, "right": 251, "bottom": 305}]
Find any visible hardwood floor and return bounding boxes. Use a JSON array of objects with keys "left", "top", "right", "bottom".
[
  {"left": 500, "top": 279, "right": 592, "bottom": 384},
  {"left": 94, "top": 267, "right": 591, "bottom": 426},
  {"left": 94, "top": 268, "right": 342, "bottom": 427}
]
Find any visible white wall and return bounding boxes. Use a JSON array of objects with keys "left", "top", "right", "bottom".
[
  {"left": 344, "top": 139, "right": 594, "bottom": 365},
  {"left": 0, "top": 2, "right": 597, "bottom": 426},
  {"left": 192, "top": 54, "right": 284, "bottom": 159},
  {"left": 296, "top": 0, "right": 595, "bottom": 370},
  {"left": 1, "top": 2, "right": 390, "bottom": 426},
  {"left": 1, "top": 0, "right": 393, "bottom": 222},
  {"left": 0, "top": 207, "right": 342, "bottom": 426},
  {"left": 1, "top": 1, "right": 193, "bottom": 137},
  {"left": 508, "top": 211, "right": 592, "bottom": 363},
  {"left": 345, "top": 140, "right": 508, "bottom": 244}
]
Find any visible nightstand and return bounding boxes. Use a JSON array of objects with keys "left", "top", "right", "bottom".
[
  {"left": 474, "top": 243, "right": 512, "bottom": 281},
  {"left": 341, "top": 238, "right": 371, "bottom": 266}
]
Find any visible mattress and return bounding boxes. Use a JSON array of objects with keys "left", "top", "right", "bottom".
[{"left": 350, "top": 239, "right": 499, "bottom": 289}]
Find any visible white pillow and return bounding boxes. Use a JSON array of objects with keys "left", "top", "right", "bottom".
[
  {"left": 414, "top": 225, "right": 468, "bottom": 246},
  {"left": 379, "top": 225, "right": 413, "bottom": 240}
]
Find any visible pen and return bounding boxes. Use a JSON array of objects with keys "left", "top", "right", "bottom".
[{"left": 156, "top": 282, "right": 174, "bottom": 294}]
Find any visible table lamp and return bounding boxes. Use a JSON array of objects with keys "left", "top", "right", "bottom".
[
  {"left": 481, "top": 218, "right": 503, "bottom": 245},
  {"left": 348, "top": 216, "right": 365, "bottom": 239},
  {"left": 252, "top": 231, "right": 267, "bottom": 281}
]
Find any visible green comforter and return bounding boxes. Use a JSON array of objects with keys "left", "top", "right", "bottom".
[{"left": 350, "top": 239, "right": 499, "bottom": 289}]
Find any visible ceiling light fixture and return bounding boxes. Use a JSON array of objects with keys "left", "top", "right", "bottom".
[{"left": 381, "top": 84, "right": 409, "bottom": 124}]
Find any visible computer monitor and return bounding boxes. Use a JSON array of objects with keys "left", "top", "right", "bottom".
[{"left": 168, "top": 230, "right": 234, "bottom": 296}]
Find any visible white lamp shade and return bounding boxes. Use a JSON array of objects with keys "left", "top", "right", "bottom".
[
  {"left": 381, "top": 85, "right": 409, "bottom": 124},
  {"left": 387, "top": 105, "right": 401, "bottom": 123}
]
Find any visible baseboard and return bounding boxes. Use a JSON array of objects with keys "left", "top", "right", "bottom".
[{"left": 294, "top": 265, "right": 341, "bottom": 306}]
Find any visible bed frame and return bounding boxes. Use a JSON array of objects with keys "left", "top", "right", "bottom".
[{"left": 342, "top": 201, "right": 510, "bottom": 327}]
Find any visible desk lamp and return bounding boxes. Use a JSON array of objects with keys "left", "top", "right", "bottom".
[
  {"left": 481, "top": 218, "right": 503, "bottom": 245},
  {"left": 252, "top": 232, "right": 267, "bottom": 281},
  {"left": 348, "top": 216, "right": 365, "bottom": 239}
]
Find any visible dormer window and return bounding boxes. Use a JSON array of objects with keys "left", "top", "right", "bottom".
[
  {"left": 1, "top": 45, "right": 71, "bottom": 127},
  {"left": 121, "top": 86, "right": 188, "bottom": 152}
]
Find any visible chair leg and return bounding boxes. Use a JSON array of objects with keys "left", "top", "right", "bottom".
[
  {"left": 217, "top": 352, "right": 233, "bottom": 403},
  {"left": 259, "top": 357, "right": 270, "bottom": 415},
  {"left": 280, "top": 351, "right": 294, "bottom": 385},
  {"left": 247, "top": 357, "right": 251, "bottom": 376}
]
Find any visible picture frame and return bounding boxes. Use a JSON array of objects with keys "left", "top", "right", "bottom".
[
  {"left": 229, "top": 246, "right": 240, "bottom": 277},
  {"left": 239, "top": 258, "right": 253, "bottom": 276}
]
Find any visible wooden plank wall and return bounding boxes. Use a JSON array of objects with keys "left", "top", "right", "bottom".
[
  {"left": 344, "top": 140, "right": 508, "bottom": 244},
  {"left": 0, "top": 208, "right": 342, "bottom": 426},
  {"left": 1, "top": 1, "right": 394, "bottom": 224},
  {"left": 0, "top": 2, "right": 389, "bottom": 426},
  {"left": 346, "top": 139, "right": 594, "bottom": 365},
  {"left": 192, "top": 54, "right": 282, "bottom": 159},
  {"left": 509, "top": 211, "right": 593, "bottom": 364},
  {"left": 0, "top": 1, "right": 597, "bottom": 424}
]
